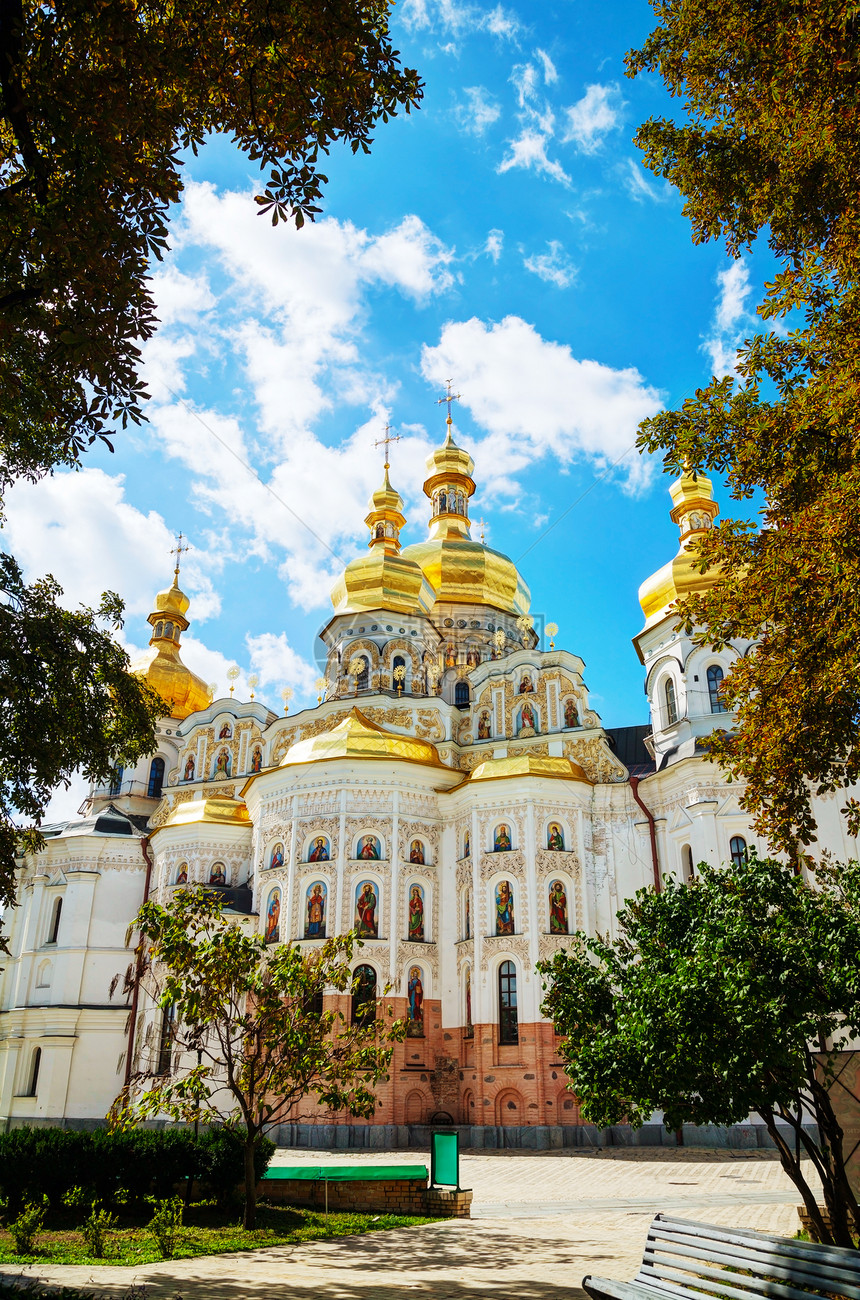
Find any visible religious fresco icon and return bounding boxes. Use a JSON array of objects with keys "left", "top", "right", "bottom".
[
  {"left": 214, "top": 748, "right": 231, "bottom": 778},
  {"left": 409, "top": 839, "right": 425, "bottom": 864},
  {"left": 407, "top": 966, "right": 424, "bottom": 1036},
  {"left": 308, "top": 835, "right": 330, "bottom": 862},
  {"left": 549, "top": 880, "right": 569, "bottom": 934},
  {"left": 463, "top": 829, "right": 471, "bottom": 858},
  {"left": 209, "top": 862, "right": 226, "bottom": 886},
  {"left": 547, "top": 822, "right": 565, "bottom": 851},
  {"left": 564, "top": 697, "right": 579, "bottom": 728},
  {"left": 250, "top": 747, "right": 263, "bottom": 773},
  {"left": 519, "top": 700, "right": 537, "bottom": 733},
  {"left": 183, "top": 756, "right": 195, "bottom": 781},
  {"left": 357, "top": 834, "right": 381, "bottom": 860},
  {"left": 495, "top": 880, "right": 515, "bottom": 935},
  {"left": 305, "top": 881, "right": 327, "bottom": 939},
  {"left": 268, "top": 842, "right": 284, "bottom": 871},
  {"left": 408, "top": 884, "right": 425, "bottom": 941},
  {"left": 265, "top": 888, "right": 281, "bottom": 944},
  {"left": 175, "top": 863, "right": 188, "bottom": 885},
  {"left": 218, "top": 722, "right": 232, "bottom": 740},
  {"left": 477, "top": 711, "right": 491, "bottom": 740},
  {"left": 355, "top": 880, "right": 379, "bottom": 938},
  {"left": 494, "top": 823, "right": 512, "bottom": 852},
  {"left": 518, "top": 674, "right": 534, "bottom": 694}
]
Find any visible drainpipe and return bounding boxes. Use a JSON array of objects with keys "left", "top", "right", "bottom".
[
  {"left": 629, "top": 776, "right": 661, "bottom": 893},
  {"left": 124, "top": 835, "right": 154, "bottom": 1086}
]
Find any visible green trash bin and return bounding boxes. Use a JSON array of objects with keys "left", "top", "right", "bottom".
[{"left": 430, "top": 1129, "right": 461, "bottom": 1190}]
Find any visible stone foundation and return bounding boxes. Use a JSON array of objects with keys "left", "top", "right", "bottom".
[{"left": 257, "top": 1175, "right": 472, "bottom": 1218}]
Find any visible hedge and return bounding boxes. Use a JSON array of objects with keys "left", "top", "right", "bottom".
[{"left": 0, "top": 1126, "right": 274, "bottom": 1212}]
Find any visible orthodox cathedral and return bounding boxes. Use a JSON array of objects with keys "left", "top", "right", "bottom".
[{"left": 1, "top": 410, "right": 856, "bottom": 1142}]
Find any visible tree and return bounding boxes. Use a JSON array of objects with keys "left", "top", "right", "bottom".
[
  {"left": 539, "top": 854, "right": 860, "bottom": 1248},
  {"left": 111, "top": 887, "right": 405, "bottom": 1229},
  {"left": 0, "top": 0, "right": 422, "bottom": 473},
  {"left": 626, "top": 1, "right": 860, "bottom": 855},
  {"left": 0, "top": 553, "right": 164, "bottom": 925}
]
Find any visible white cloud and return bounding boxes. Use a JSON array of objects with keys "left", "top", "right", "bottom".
[
  {"left": 523, "top": 240, "right": 577, "bottom": 288},
  {"left": 485, "top": 228, "right": 504, "bottom": 262},
  {"left": 456, "top": 85, "right": 501, "bottom": 135},
  {"left": 2, "top": 468, "right": 221, "bottom": 621},
  {"left": 246, "top": 632, "right": 319, "bottom": 695},
  {"left": 623, "top": 158, "right": 668, "bottom": 204},
  {"left": 702, "top": 258, "right": 756, "bottom": 376},
  {"left": 562, "top": 84, "right": 623, "bottom": 153},
  {"left": 421, "top": 316, "right": 662, "bottom": 495},
  {"left": 499, "top": 130, "right": 571, "bottom": 186},
  {"left": 535, "top": 49, "right": 558, "bottom": 85},
  {"left": 402, "top": 0, "right": 520, "bottom": 38}
]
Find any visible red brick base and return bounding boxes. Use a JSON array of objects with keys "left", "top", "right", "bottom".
[{"left": 256, "top": 1177, "right": 472, "bottom": 1218}]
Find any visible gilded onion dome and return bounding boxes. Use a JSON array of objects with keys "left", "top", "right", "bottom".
[
  {"left": 159, "top": 796, "right": 250, "bottom": 829},
  {"left": 638, "top": 468, "right": 721, "bottom": 625},
  {"left": 281, "top": 708, "right": 442, "bottom": 768},
  {"left": 330, "top": 465, "right": 436, "bottom": 616},
  {"left": 400, "top": 419, "right": 531, "bottom": 617},
  {"left": 130, "top": 570, "right": 211, "bottom": 721}
]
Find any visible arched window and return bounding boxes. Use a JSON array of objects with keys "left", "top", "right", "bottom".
[
  {"left": 351, "top": 964, "right": 377, "bottom": 1025},
  {"left": 303, "top": 988, "right": 324, "bottom": 1018},
  {"left": 147, "top": 756, "right": 165, "bottom": 799},
  {"left": 664, "top": 677, "right": 678, "bottom": 725},
  {"left": 48, "top": 897, "right": 62, "bottom": 944},
  {"left": 707, "top": 664, "right": 727, "bottom": 713},
  {"left": 164, "top": 621, "right": 174, "bottom": 640},
  {"left": 154, "top": 621, "right": 164, "bottom": 638},
  {"left": 454, "top": 679, "right": 470, "bottom": 707},
  {"left": 356, "top": 656, "right": 369, "bottom": 692},
  {"left": 109, "top": 764, "right": 124, "bottom": 796},
  {"left": 156, "top": 1004, "right": 175, "bottom": 1075},
  {"left": 498, "top": 961, "right": 519, "bottom": 1045},
  {"left": 392, "top": 654, "right": 406, "bottom": 691},
  {"left": 681, "top": 844, "right": 695, "bottom": 883},
  {"left": 26, "top": 1047, "right": 41, "bottom": 1097},
  {"left": 729, "top": 835, "right": 748, "bottom": 868}
]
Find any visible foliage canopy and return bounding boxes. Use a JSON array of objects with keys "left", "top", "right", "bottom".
[
  {"left": 627, "top": 0, "right": 860, "bottom": 853},
  {"left": 539, "top": 854, "right": 860, "bottom": 1247}
]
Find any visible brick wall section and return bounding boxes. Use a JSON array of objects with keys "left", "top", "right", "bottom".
[{"left": 256, "top": 1177, "right": 472, "bottom": 1218}]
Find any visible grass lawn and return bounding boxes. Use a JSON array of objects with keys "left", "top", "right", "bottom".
[{"left": 0, "top": 1200, "right": 435, "bottom": 1267}]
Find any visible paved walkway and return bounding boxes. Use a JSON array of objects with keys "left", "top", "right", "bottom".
[{"left": 3, "top": 1148, "right": 815, "bottom": 1299}]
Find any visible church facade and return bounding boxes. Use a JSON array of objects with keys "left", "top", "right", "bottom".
[{"left": 2, "top": 415, "right": 857, "bottom": 1141}]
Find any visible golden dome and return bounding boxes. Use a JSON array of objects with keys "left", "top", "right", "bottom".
[
  {"left": 130, "top": 572, "right": 211, "bottom": 721},
  {"left": 402, "top": 535, "right": 531, "bottom": 616},
  {"left": 281, "top": 707, "right": 443, "bottom": 768},
  {"left": 468, "top": 754, "right": 592, "bottom": 784},
  {"left": 330, "top": 549, "right": 436, "bottom": 616},
  {"left": 638, "top": 469, "right": 721, "bottom": 625},
  {"left": 160, "top": 796, "right": 250, "bottom": 829}
]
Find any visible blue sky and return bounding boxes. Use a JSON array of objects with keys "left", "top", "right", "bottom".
[{"left": 7, "top": 0, "right": 771, "bottom": 779}]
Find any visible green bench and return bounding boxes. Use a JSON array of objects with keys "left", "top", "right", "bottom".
[{"left": 262, "top": 1164, "right": 428, "bottom": 1183}]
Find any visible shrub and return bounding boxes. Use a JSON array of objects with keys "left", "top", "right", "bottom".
[
  {"left": 196, "top": 1127, "right": 274, "bottom": 1207},
  {"left": 62, "top": 1186, "right": 90, "bottom": 1210},
  {"left": 146, "top": 1196, "right": 183, "bottom": 1259},
  {"left": 10, "top": 1196, "right": 48, "bottom": 1254},
  {"left": 80, "top": 1204, "right": 117, "bottom": 1258}
]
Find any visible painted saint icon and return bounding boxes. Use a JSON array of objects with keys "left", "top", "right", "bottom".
[
  {"left": 183, "top": 756, "right": 195, "bottom": 781},
  {"left": 494, "top": 823, "right": 512, "bottom": 852},
  {"left": 519, "top": 674, "right": 534, "bottom": 694},
  {"left": 495, "top": 880, "right": 515, "bottom": 935},
  {"left": 265, "top": 888, "right": 281, "bottom": 944},
  {"left": 464, "top": 890, "right": 471, "bottom": 940},
  {"left": 407, "top": 966, "right": 424, "bottom": 1036},
  {"left": 355, "top": 880, "right": 379, "bottom": 938},
  {"left": 477, "top": 711, "right": 491, "bottom": 740},
  {"left": 308, "top": 835, "right": 330, "bottom": 862},
  {"left": 408, "top": 884, "right": 425, "bottom": 941},
  {"left": 409, "top": 839, "right": 425, "bottom": 864},
  {"left": 209, "top": 862, "right": 226, "bottom": 886},
  {"left": 175, "top": 863, "right": 188, "bottom": 885},
  {"left": 218, "top": 722, "right": 231, "bottom": 740},
  {"left": 549, "top": 880, "right": 568, "bottom": 934},
  {"left": 250, "top": 747, "right": 263, "bottom": 773},
  {"left": 214, "top": 748, "right": 231, "bottom": 778},
  {"left": 463, "top": 829, "right": 471, "bottom": 859},
  {"left": 305, "top": 882, "right": 327, "bottom": 939},
  {"left": 564, "top": 697, "right": 578, "bottom": 728},
  {"left": 520, "top": 700, "right": 537, "bottom": 732},
  {"left": 358, "top": 834, "right": 380, "bottom": 860},
  {"left": 547, "top": 822, "right": 565, "bottom": 852},
  {"left": 268, "top": 842, "right": 284, "bottom": 871}
]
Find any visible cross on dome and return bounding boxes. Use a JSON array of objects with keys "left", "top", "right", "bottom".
[{"left": 169, "top": 532, "right": 190, "bottom": 581}]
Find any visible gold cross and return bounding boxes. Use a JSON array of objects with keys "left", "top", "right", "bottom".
[
  {"left": 477, "top": 517, "right": 486, "bottom": 543},
  {"left": 373, "top": 423, "right": 401, "bottom": 468},
  {"left": 436, "top": 380, "right": 461, "bottom": 424},
  {"left": 169, "top": 532, "right": 191, "bottom": 579}
]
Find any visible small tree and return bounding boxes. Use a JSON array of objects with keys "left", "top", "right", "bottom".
[
  {"left": 112, "top": 886, "right": 404, "bottom": 1229},
  {"left": 539, "top": 854, "right": 860, "bottom": 1247}
]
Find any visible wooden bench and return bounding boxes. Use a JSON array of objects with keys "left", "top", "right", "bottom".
[{"left": 583, "top": 1213, "right": 860, "bottom": 1300}]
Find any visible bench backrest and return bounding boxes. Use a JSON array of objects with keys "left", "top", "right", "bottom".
[{"left": 635, "top": 1214, "right": 860, "bottom": 1300}]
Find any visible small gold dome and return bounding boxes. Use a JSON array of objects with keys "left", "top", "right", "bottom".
[
  {"left": 638, "top": 469, "right": 721, "bottom": 624},
  {"left": 424, "top": 426, "right": 476, "bottom": 491},
  {"left": 402, "top": 535, "right": 531, "bottom": 617},
  {"left": 153, "top": 579, "right": 190, "bottom": 620},
  {"left": 160, "top": 797, "right": 250, "bottom": 828},
  {"left": 468, "top": 754, "right": 592, "bottom": 784},
  {"left": 131, "top": 571, "right": 211, "bottom": 721},
  {"left": 281, "top": 707, "right": 442, "bottom": 768}
]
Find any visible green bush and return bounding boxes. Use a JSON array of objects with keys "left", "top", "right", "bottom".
[
  {"left": 0, "top": 1125, "right": 273, "bottom": 1213},
  {"left": 146, "top": 1195, "right": 183, "bottom": 1259},
  {"left": 10, "top": 1195, "right": 48, "bottom": 1253},
  {"left": 80, "top": 1204, "right": 117, "bottom": 1258}
]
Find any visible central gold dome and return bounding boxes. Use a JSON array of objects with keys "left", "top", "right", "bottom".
[{"left": 401, "top": 535, "right": 531, "bottom": 616}]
